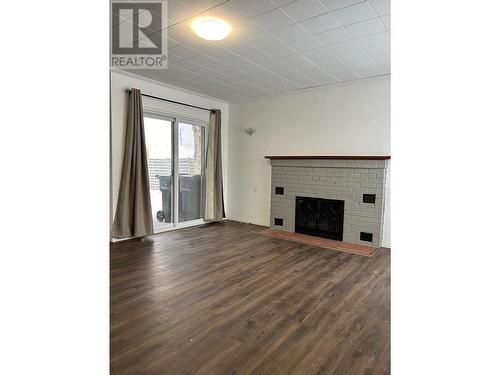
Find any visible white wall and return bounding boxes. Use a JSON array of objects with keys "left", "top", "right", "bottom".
[
  {"left": 227, "top": 77, "right": 391, "bottom": 246},
  {"left": 110, "top": 70, "right": 229, "bottom": 229}
]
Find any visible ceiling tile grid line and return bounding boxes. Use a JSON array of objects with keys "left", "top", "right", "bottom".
[{"left": 122, "top": 0, "right": 390, "bottom": 101}]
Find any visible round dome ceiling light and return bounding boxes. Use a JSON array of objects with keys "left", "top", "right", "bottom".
[{"left": 192, "top": 17, "right": 231, "bottom": 41}]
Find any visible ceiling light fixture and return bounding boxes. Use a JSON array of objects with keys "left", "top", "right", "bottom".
[{"left": 192, "top": 16, "right": 231, "bottom": 41}]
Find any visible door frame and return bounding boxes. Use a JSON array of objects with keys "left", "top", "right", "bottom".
[{"left": 143, "top": 111, "right": 208, "bottom": 233}]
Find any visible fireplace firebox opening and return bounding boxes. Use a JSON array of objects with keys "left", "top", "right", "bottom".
[{"left": 295, "top": 196, "right": 344, "bottom": 241}]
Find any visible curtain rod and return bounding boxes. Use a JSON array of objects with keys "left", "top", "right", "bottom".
[{"left": 125, "top": 88, "right": 215, "bottom": 112}]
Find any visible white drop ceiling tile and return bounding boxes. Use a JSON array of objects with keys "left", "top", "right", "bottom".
[
  {"left": 304, "top": 69, "right": 340, "bottom": 84},
  {"left": 167, "top": 0, "right": 196, "bottom": 22},
  {"left": 275, "top": 79, "right": 302, "bottom": 91},
  {"left": 200, "top": 68, "right": 232, "bottom": 81},
  {"left": 314, "top": 56, "right": 347, "bottom": 69},
  {"left": 257, "top": 58, "right": 288, "bottom": 70},
  {"left": 167, "top": 24, "right": 192, "bottom": 43},
  {"left": 279, "top": 53, "right": 312, "bottom": 66},
  {"left": 356, "top": 31, "right": 390, "bottom": 48},
  {"left": 271, "top": 24, "right": 310, "bottom": 43},
  {"left": 269, "top": 65, "right": 306, "bottom": 78},
  {"left": 223, "top": 68, "right": 250, "bottom": 79},
  {"left": 190, "top": 66, "right": 217, "bottom": 76},
  {"left": 168, "top": 38, "right": 181, "bottom": 48},
  {"left": 203, "top": 46, "right": 237, "bottom": 60},
  {"left": 168, "top": 44, "right": 200, "bottom": 59},
  {"left": 346, "top": 17, "right": 385, "bottom": 38},
  {"left": 193, "top": 75, "right": 219, "bottom": 86},
  {"left": 280, "top": 0, "right": 329, "bottom": 22},
  {"left": 163, "top": 65, "right": 190, "bottom": 77},
  {"left": 268, "top": 78, "right": 302, "bottom": 90},
  {"left": 263, "top": 44, "right": 297, "bottom": 58},
  {"left": 252, "top": 8, "right": 295, "bottom": 31},
  {"left": 228, "top": 20, "right": 268, "bottom": 41},
  {"left": 287, "top": 36, "right": 323, "bottom": 52},
  {"left": 200, "top": 3, "right": 249, "bottom": 26},
  {"left": 315, "top": 27, "right": 351, "bottom": 45},
  {"left": 234, "top": 73, "right": 259, "bottom": 84},
  {"left": 284, "top": 71, "right": 319, "bottom": 86},
  {"left": 183, "top": 69, "right": 208, "bottom": 81},
  {"left": 236, "top": 62, "right": 269, "bottom": 75},
  {"left": 207, "top": 62, "right": 237, "bottom": 75},
  {"left": 321, "top": 0, "right": 365, "bottom": 11},
  {"left": 299, "top": 13, "right": 341, "bottom": 34},
  {"left": 244, "top": 86, "right": 272, "bottom": 96},
  {"left": 216, "top": 53, "right": 247, "bottom": 66},
  {"left": 333, "top": 2, "right": 377, "bottom": 26},
  {"left": 254, "top": 70, "right": 284, "bottom": 82},
  {"left": 369, "top": 0, "right": 390, "bottom": 15},
  {"left": 167, "top": 52, "right": 188, "bottom": 64},
  {"left": 325, "top": 39, "right": 361, "bottom": 55},
  {"left": 229, "top": 80, "right": 256, "bottom": 91},
  {"left": 226, "top": 42, "right": 261, "bottom": 56},
  {"left": 182, "top": 40, "right": 218, "bottom": 55},
  {"left": 380, "top": 14, "right": 390, "bottom": 30},
  {"left": 271, "top": 0, "right": 297, "bottom": 6},
  {"left": 336, "top": 49, "right": 370, "bottom": 65},
  {"left": 365, "top": 44, "right": 390, "bottom": 73},
  {"left": 228, "top": 0, "right": 277, "bottom": 17},
  {"left": 244, "top": 50, "right": 275, "bottom": 63},
  {"left": 322, "top": 66, "right": 360, "bottom": 81},
  {"left": 173, "top": 59, "right": 203, "bottom": 71},
  {"left": 186, "top": 53, "right": 219, "bottom": 66},
  {"left": 293, "top": 60, "right": 322, "bottom": 71},
  {"left": 354, "top": 64, "right": 384, "bottom": 77},
  {"left": 252, "top": 78, "right": 285, "bottom": 92},
  {"left": 247, "top": 34, "right": 282, "bottom": 49},
  {"left": 301, "top": 47, "right": 334, "bottom": 60},
  {"left": 337, "top": 50, "right": 383, "bottom": 77}
]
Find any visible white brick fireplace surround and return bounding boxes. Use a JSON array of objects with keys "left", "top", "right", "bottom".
[{"left": 267, "top": 156, "right": 390, "bottom": 248}]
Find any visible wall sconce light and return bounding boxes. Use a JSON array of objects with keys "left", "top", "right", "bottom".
[{"left": 244, "top": 127, "right": 256, "bottom": 136}]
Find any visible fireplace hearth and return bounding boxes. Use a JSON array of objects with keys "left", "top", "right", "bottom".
[{"left": 295, "top": 196, "right": 344, "bottom": 241}]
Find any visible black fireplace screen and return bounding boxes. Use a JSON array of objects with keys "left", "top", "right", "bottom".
[{"left": 295, "top": 196, "right": 344, "bottom": 241}]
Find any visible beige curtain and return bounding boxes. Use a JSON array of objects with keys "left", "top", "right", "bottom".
[
  {"left": 204, "top": 109, "right": 225, "bottom": 221},
  {"left": 111, "top": 89, "right": 154, "bottom": 238}
]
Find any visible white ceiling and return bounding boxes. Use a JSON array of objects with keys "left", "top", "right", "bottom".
[{"left": 126, "top": 0, "right": 390, "bottom": 101}]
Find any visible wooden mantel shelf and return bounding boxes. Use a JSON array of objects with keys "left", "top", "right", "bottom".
[{"left": 264, "top": 155, "right": 391, "bottom": 160}]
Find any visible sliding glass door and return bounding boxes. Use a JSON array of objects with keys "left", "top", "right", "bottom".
[
  {"left": 144, "top": 114, "right": 174, "bottom": 233},
  {"left": 144, "top": 113, "right": 205, "bottom": 233},
  {"left": 178, "top": 122, "right": 204, "bottom": 223}
]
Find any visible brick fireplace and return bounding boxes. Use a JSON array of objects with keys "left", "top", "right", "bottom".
[{"left": 267, "top": 156, "right": 390, "bottom": 248}]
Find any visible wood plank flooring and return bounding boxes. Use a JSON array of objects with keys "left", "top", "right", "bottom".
[{"left": 111, "top": 221, "right": 390, "bottom": 375}]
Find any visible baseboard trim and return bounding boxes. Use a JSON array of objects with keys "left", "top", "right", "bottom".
[
  {"left": 227, "top": 216, "right": 269, "bottom": 227},
  {"left": 381, "top": 240, "right": 391, "bottom": 248}
]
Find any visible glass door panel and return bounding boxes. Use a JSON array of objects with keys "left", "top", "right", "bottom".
[
  {"left": 144, "top": 115, "right": 173, "bottom": 233},
  {"left": 178, "top": 122, "right": 204, "bottom": 222}
]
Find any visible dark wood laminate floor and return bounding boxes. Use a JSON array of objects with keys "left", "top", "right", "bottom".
[{"left": 111, "top": 221, "right": 390, "bottom": 375}]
